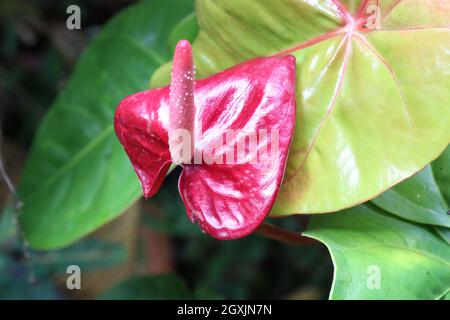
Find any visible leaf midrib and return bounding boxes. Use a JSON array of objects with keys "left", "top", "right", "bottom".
[
  {"left": 280, "top": 26, "right": 449, "bottom": 184},
  {"left": 24, "top": 124, "right": 114, "bottom": 202}
]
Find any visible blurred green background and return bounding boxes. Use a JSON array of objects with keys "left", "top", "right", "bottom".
[{"left": 0, "top": 0, "right": 333, "bottom": 299}]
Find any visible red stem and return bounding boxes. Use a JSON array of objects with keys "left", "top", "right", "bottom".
[{"left": 256, "top": 222, "right": 318, "bottom": 246}]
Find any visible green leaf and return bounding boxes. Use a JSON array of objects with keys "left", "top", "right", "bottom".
[
  {"left": 168, "top": 12, "right": 199, "bottom": 52},
  {"left": 305, "top": 204, "right": 450, "bottom": 299},
  {"left": 372, "top": 146, "right": 450, "bottom": 227},
  {"left": 156, "top": 0, "right": 450, "bottom": 215},
  {"left": 18, "top": 0, "right": 195, "bottom": 249},
  {"left": 436, "top": 227, "right": 450, "bottom": 246},
  {"left": 150, "top": 12, "right": 199, "bottom": 88},
  {"left": 98, "top": 275, "right": 190, "bottom": 300},
  {"left": 432, "top": 146, "right": 450, "bottom": 206},
  {"left": 441, "top": 290, "right": 450, "bottom": 300}
]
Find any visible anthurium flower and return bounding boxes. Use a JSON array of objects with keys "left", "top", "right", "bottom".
[{"left": 114, "top": 40, "right": 296, "bottom": 239}]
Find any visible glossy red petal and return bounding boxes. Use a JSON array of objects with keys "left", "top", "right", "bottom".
[
  {"left": 180, "top": 56, "right": 296, "bottom": 239},
  {"left": 114, "top": 55, "right": 296, "bottom": 239},
  {"left": 114, "top": 89, "right": 171, "bottom": 198}
]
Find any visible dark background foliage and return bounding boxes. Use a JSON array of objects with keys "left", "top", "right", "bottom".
[{"left": 0, "top": 0, "right": 333, "bottom": 299}]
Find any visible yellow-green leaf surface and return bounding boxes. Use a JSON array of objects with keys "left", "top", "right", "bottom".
[
  {"left": 18, "top": 0, "right": 195, "bottom": 249},
  {"left": 156, "top": 0, "right": 450, "bottom": 215},
  {"left": 305, "top": 204, "right": 450, "bottom": 299}
]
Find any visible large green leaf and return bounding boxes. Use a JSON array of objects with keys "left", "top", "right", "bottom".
[
  {"left": 18, "top": 0, "right": 195, "bottom": 249},
  {"left": 168, "top": 12, "right": 199, "bottom": 53},
  {"left": 152, "top": 0, "right": 450, "bottom": 215},
  {"left": 305, "top": 204, "right": 450, "bottom": 299},
  {"left": 372, "top": 146, "right": 450, "bottom": 227},
  {"left": 98, "top": 275, "right": 190, "bottom": 300}
]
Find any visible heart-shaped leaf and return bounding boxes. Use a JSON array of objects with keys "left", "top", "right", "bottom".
[
  {"left": 305, "top": 204, "right": 450, "bottom": 299},
  {"left": 372, "top": 146, "right": 450, "bottom": 227},
  {"left": 115, "top": 55, "right": 296, "bottom": 239},
  {"left": 152, "top": 0, "right": 450, "bottom": 214},
  {"left": 18, "top": 0, "right": 195, "bottom": 249}
]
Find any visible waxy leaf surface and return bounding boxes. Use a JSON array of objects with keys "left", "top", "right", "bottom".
[
  {"left": 372, "top": 146, "right": 450, "bottom": 228},
  {"left": 18, "top": 0, "right": 195, "bottom": 249},
  {"left": 157, "top": 0, "right": 450, "bottom": 214},
  {"left": 305, "top": 204, "right": 450, "bottom": 299}
]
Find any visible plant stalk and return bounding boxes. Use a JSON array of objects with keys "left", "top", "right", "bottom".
[{"left": 256, "top": 222, "right": 318, "bottom": 246}]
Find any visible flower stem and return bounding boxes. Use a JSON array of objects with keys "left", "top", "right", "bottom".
[{"left": 256, "top": 222, "right": 318, "bottom": 246}]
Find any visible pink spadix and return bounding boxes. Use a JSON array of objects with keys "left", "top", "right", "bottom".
[{"left": 168, "top": 40, "right": 195, "bottom": 164}]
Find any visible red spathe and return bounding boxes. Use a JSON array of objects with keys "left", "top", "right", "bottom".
[{"left": 114, "top": 55, "right": 296, "bottom": 239}]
